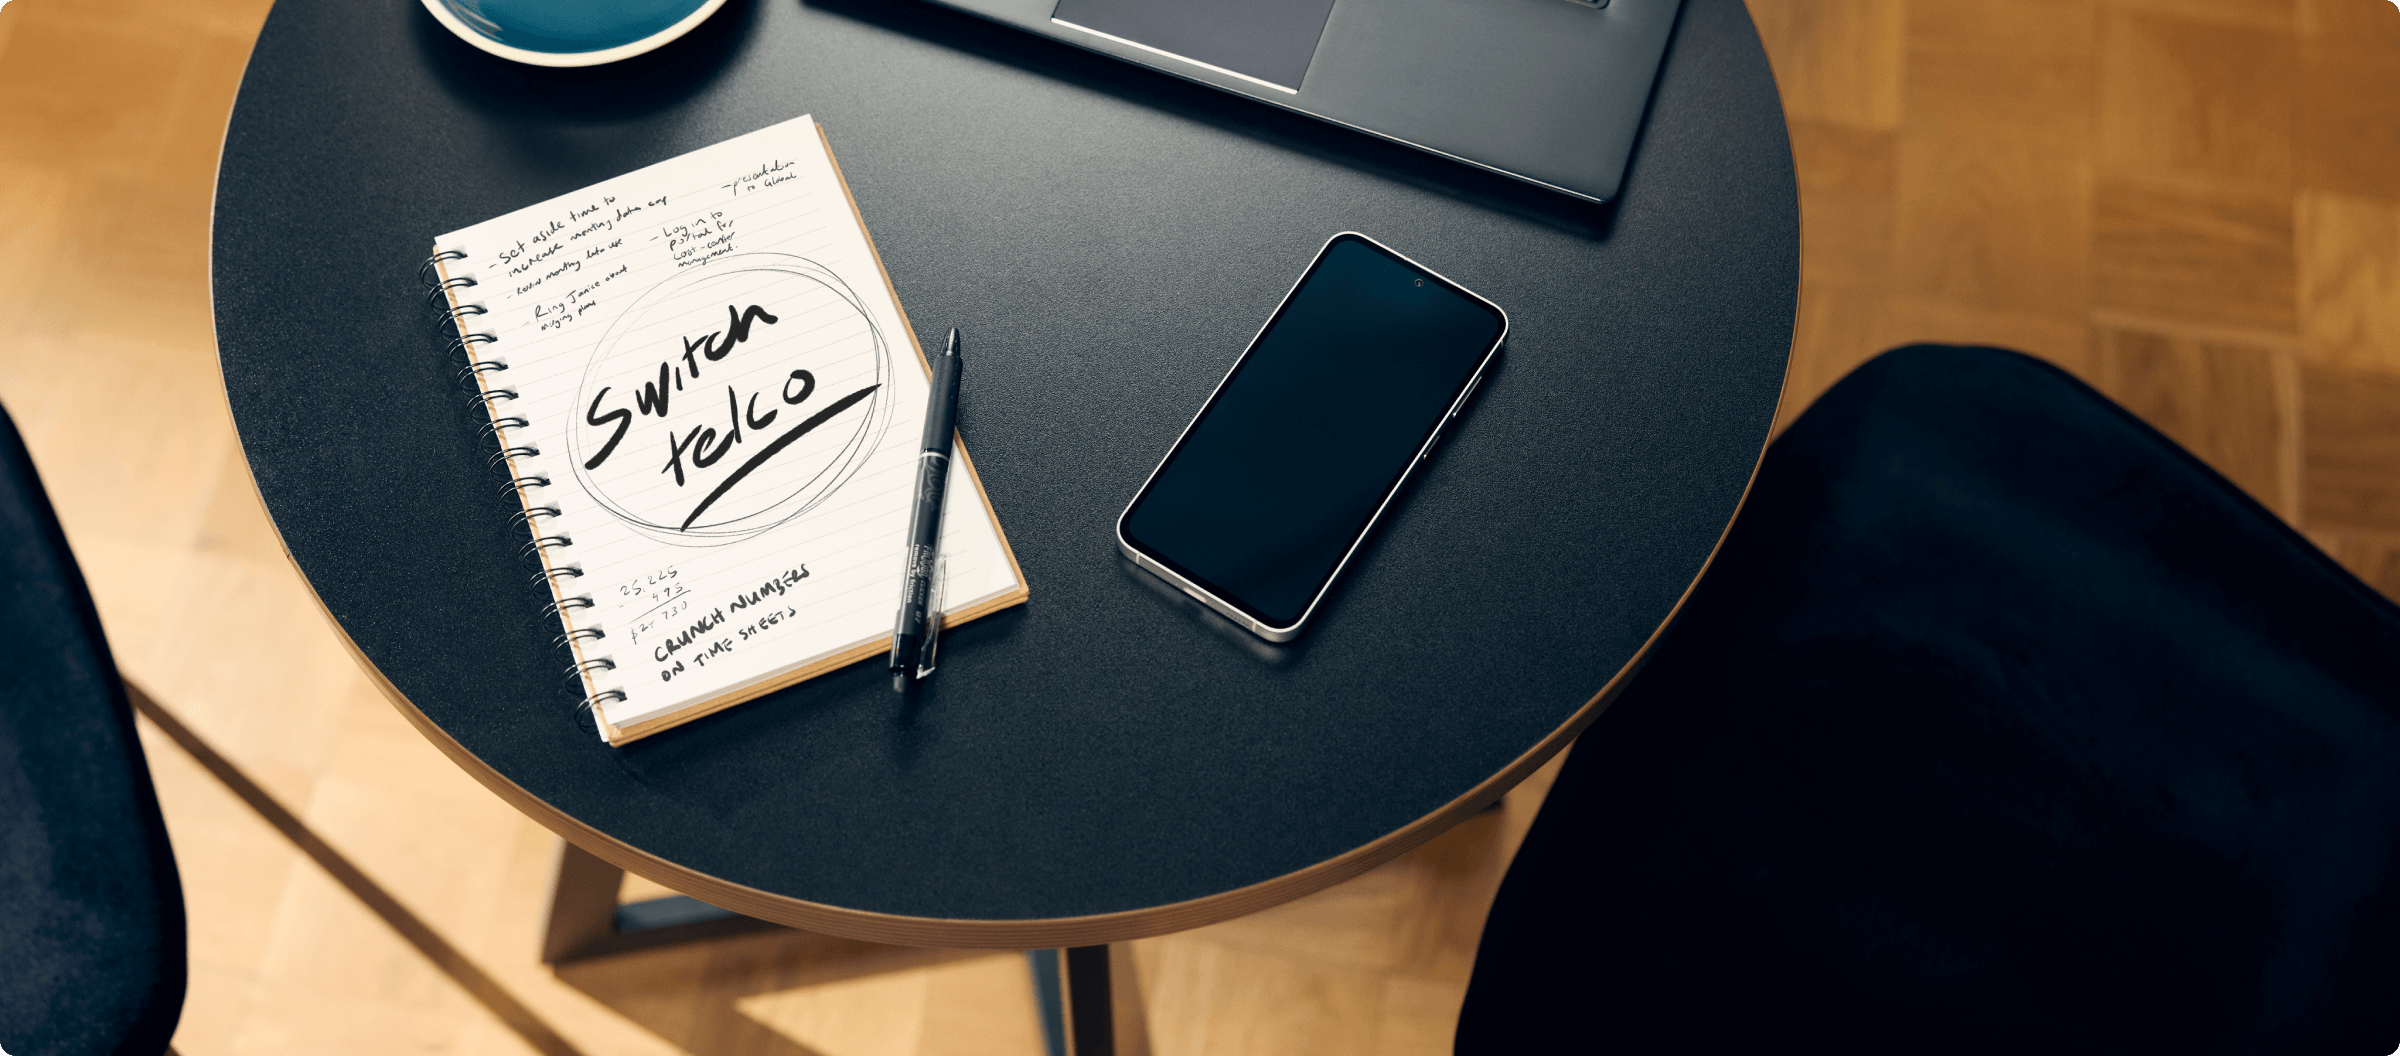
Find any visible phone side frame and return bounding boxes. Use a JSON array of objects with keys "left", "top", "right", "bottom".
[{"left": 1113, "top": 230, "right": 1509, "bottom": 642}]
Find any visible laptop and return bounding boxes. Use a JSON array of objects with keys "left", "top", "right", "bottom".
[{"left": 924, "top": 0, "right": 1686, "bottom": 204}]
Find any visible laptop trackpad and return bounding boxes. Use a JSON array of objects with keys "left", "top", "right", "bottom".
[{"left": 1050, "top": 0, "right": 1338, "bottom": 91}]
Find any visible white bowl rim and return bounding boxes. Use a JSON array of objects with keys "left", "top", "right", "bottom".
[{"left": 417, "top": 0, "right": 735, "bottom": 68}]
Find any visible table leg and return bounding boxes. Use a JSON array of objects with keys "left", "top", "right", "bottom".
[
  {"left": 1028, "top": 949, "right": 1067, "bottom": 1056},
  {"left": 1028, "top": 945, "right": 1151, "bottom": 1056},
  {"left": 541, "top": 839, "right": 782, "bottom": 964}
]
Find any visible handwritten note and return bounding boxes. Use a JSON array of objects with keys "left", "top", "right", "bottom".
[{"left": 433, "top": 116, "right": 1025, "bottom": 742}]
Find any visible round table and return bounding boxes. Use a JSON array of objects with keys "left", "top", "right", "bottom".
[{"left": 213, "top": 0, "right": 1796, "bottom": 948}]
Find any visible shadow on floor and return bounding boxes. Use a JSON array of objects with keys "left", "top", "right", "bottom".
[{"left": 555, "top": 929, "right": 995, "bottom": 1056}]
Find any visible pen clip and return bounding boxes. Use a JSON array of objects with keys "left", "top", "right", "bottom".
[{"left": 915, "top": 556, "right": 946, "bottom": 678}]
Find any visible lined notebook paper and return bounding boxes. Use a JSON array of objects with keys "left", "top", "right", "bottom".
[{"left": 430, "top": 115, "right": 1027, "bottom": 744}]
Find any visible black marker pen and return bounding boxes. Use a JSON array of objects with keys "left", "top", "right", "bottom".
[{"left": 891, "top": 329, "right": 961, "bottom": 690}]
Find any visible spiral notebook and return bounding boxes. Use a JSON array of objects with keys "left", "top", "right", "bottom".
[{"left": 426, "top": 115, "right": 1028, "bottom": 745}]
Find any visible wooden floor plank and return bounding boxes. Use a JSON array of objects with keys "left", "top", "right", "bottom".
[
  {"left": 1790, "top": 119, "right": 1896, "bottom": 286},
  {"left": 2093, "top": 175, "right": 2297, "bottom": 330},
  {"left": 2098, "top": 10, "right": 2298, "bottom": 192},
  {"left": 1875, "top": 297, "right": 2095, "bottom": 380},
  {"left": 1747, "top": 0, "right": 1906, "bottom": 131},
  {"left": 2297, "top": 15, "right": 2400, "bottom": 202},
  {"left": 2302, "top": 364, "right": 2400, "bottom": 530},
  {"left": 1892, "top": 138, "right": 2092, "bottom": 318},
  {"left": 2298, "top": 193, "right": 2400, "bottom": 375},
  {"left": 1906, "top": 0, "right": 2099, "bottom": 154},
  {"left": 2089, "top": 324, "right": 2294, "bottom": 517}
]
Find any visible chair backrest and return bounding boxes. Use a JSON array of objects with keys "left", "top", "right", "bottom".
[
  {"left": 0, "top": 403, "right": 185, "bottom": 1055},
  {"left": 1458, "top": 346, "right": 2400, "bottom": 1055}
]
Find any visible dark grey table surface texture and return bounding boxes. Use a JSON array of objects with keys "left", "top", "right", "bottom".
[{"left": 213, "top": 0, "right": 1797, "bottom": 927}]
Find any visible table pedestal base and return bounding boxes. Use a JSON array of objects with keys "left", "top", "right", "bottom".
[
  {"left": 541, "top": 841, "right": 1151, "bottom": 1054},
  {"left": 541, "top": 839, "right": 783, "bottom": 964}
]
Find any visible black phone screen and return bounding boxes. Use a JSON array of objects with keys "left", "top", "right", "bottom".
[{"left": 1119, "top": 235, "right": 1506, "bottom": 631}]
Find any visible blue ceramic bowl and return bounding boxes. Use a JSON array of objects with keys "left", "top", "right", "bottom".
[{"left": 420, "top": 0, "right": 732, "bottom": 66}]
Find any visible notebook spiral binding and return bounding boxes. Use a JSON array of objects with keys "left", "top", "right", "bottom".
[
  {"left": 439, "top": 303, "right": 490, "bottom": 327},
  {"left": 423, "top": 247, "right": 621, "bottom": 715},
  {"left": 523, "top": 534, "right": 574, "bottom": 558},
  {"left": 448, "top": 332, "right": 498, "bottom": 356}
]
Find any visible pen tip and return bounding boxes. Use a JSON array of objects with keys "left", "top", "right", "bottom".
[
  {"left": 893, "top": 672, "right": 910, "bottom": 692},
  {"left": 945, "top": 329, "right": 960, "bottom": 356}
]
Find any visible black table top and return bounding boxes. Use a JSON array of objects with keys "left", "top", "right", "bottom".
[{"left": 213, "top": 0, "right": 1796, "bottom": 946}]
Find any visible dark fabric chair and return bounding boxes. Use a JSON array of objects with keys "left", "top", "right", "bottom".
[
  {"left": 0, "top": 404, "right": 185, "bottom": 1055},
  {"left": 1457, "top": 346, "right": 2400, "bottom": 1055}
]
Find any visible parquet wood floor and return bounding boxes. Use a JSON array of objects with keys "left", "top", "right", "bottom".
[{"left": 1, "top": 0, "right": 2395, "bottom": 1052}]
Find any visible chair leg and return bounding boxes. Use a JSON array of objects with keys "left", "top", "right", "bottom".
[{"left": 540, "top": 839, "right": 782, "bottom": 964}]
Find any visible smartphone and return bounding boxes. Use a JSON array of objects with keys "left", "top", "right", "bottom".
[{"left": 1116, "top": 232, "right": 1509, "bottom": 642}]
